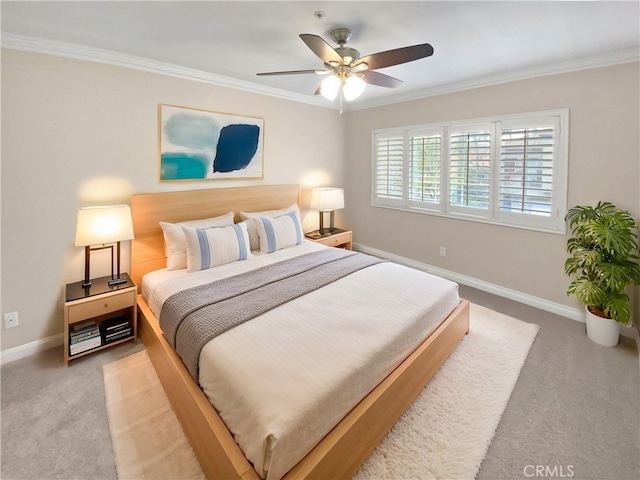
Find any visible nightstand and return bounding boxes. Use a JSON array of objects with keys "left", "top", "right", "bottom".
[
  {"left": 64, "top": 273, "right": 137, "bottom": 365},
  {"left": 305, "top": 228, "right": 352, "bottom": 250}
]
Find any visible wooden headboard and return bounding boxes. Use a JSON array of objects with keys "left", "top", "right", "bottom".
[{"left": 130, "top": 184, "right": 300, "bottom": 291}]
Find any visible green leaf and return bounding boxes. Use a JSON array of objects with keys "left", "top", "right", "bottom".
[
  {"left": 603, "top": 292, "right": 631, "bottom": 323},
  {"left": 597, "top": 261, "right": 640, "bottom": 292},
  {"left": 570, "top": 278, "right": 607, "bottom": 307}
]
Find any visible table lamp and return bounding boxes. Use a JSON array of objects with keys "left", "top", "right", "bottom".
[
  {"left": 75, "top": 205, "right": 134, "bottom": 288},
  {"left": 311, "top": 187, "right": 344, "bottom": 236}
]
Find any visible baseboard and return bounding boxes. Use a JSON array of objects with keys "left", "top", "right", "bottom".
[
  {"left": 354, "top": 243, "right": 636, "bottom": 340},
  {"left": 1, "top": 333, "right": 63, "bottom": 365}
]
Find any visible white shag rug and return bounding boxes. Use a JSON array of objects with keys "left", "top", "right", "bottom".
[
  {"left": 353, "top": 303, "right": 539, "bottom": 479},
  {"left": 103, "top": 303, "right": 539, "bottom": 480}
]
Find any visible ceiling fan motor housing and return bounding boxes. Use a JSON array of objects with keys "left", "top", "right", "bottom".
[{"left": 330, "top": 27, "right": 352, "bottom": 45}]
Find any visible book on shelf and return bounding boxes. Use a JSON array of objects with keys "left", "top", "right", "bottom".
[
  {"left": 104, "top": 328, "right": 133, "bottom": 343},
  {"left": 70, "top": 329, "right": 99, "bottom": 342},
  {"left": 100, "top": 317, "right": 132, "bottom": 343},
  {"left": 70, "top": 324, "right": 99, "bottom": 342},
  {"left": 69, "top": 319, "right": 101, "bottom": 356},
  {"left": 101, "top": 317, "right": 129, "bottom": 330},
  {"left": 72, "top": 320, "right": 98, "bottom": 333},
  {"left": 69, "top": 335, "right": 102, "bottom": 355}
]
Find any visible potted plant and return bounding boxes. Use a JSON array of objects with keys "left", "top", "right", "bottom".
[{"left": 564, "top": 201, "right": 640, "bottom": 346}]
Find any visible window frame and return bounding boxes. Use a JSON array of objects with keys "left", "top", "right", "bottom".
[{"left": 371, "top": 109, "right": 569, "bottom": 234}]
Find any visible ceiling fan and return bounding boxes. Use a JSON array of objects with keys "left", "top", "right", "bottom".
[{"left": 257, "top": 27, "right": 434, "bottom": 103}]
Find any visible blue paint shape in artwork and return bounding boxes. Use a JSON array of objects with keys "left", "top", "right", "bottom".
[
  {"left": 161, "top": 152, "right": 208, "bottom": 180},
  {"left": 164, "top": 113, "right": 219, "bottom": 150},
  {"left": 213, "top": 124, "right": 260, "bottom": 173}
]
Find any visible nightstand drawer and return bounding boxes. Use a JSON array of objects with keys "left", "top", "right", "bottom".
[
  {"left": 68, "top": 290, "right": 136, "bottom": 323},
  {"left": 305, "top": 229, "right": 353, "bottom": 250},
  {"left": 324, "top": 232, "right": 350, "bottom": 247}
]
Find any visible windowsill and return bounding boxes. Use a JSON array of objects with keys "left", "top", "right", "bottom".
[{"left": 371, "top": 202, "right": 566, "bottom": 235}]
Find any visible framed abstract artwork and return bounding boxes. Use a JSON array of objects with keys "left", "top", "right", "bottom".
[{"left": 159, "top": 104, "right": 264, "bottom": 181}]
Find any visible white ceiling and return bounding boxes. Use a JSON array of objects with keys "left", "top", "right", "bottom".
[{"left": 2, "top": 1, "right": 639, "bottom": 110}]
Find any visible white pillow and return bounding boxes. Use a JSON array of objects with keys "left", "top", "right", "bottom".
[
  {"left": 182, "top": 222, "right": 251, "bottom": 272},
  {"left": 160, "top": 211, "right": 234, "bottom": 270},
  {"left": 255, "top": 211, "right": 303, "bottom": 253},
  {"left": 239, "top": 204, "right": 300, "bottom": 251}
]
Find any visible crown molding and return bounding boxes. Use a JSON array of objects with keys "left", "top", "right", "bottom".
[
  {"left": 350, "top": 47, "right": 640, "bottom": 111},
  {"left": 2, "top": 33, "right": 638, "bottom": 113},
  {"left": 0, "top": 33, "right": 333, "bottom": 109}
]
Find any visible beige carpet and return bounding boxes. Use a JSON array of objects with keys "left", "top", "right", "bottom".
[{"left": 103, "top": 303, "right": 539, "bottom": 480}]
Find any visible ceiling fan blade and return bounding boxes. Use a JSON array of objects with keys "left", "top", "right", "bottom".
[
  {"left": 300, "top": 34, "right": 343, "bottom": 65},
  {"left": 257, "top": 69, "right": 325, "bottom": 76},
  {"left": 361, "top": 70, "right": 403, "bottom": 88},
  {"left": 356, "top": 43, "right": 434, "bottom": 70}
]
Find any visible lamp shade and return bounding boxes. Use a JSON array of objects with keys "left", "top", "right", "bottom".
[
  {"left": 75, "top": 205, "right": 134, "bottom": 247},
  {"left": 320, "top": 75, "right": 341, "bottom": 101},
  {"left": 311, "top": 187, "right": 345, "bottom": 211},
  {"left": 343, "top": 75, "right": 366, "bottom": 101}
]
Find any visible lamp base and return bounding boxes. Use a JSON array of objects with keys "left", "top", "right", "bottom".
[
  {"left": 108, "top": 277, "right": 128, "bottom": 286},
  {"left": 318, "top": 210, "right": 337, "bottom": 236}
]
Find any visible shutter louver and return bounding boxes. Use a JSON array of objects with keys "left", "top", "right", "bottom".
[
  {"left": 409, "top": 135, "right": 441, "bottom": 204},
  {"left": 500, "top": 126, "right": 554, "bottom": 216},
  {"left": 449, "top": 130, "right": 491, "bottom": 209},
  {"left": 375, "top": 135, "right": 404, "bottom": 201}
]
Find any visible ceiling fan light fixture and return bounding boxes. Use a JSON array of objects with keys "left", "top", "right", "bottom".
[
  {"left": 343, "top": 75, "right": 366, "bottom": 101},
  {"left": 320, "top": 75, "right": 341, "bottom": 101}
]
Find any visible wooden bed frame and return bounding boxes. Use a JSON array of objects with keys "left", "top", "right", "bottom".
[{"left": 131, "top": 184, "right": 470, "bottom": 480}]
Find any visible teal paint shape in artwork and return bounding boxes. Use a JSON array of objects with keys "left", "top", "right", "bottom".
[
  {"left": 164, "top": 113, "right": 220, "bottom": 150},
  {"left": 161, "top": 152, "right": 208, "bottom": 180},
  {"left": 213, "top": 124, "right": 260, "bottom": 173}
]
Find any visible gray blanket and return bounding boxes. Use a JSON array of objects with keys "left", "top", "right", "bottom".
[{"left": 159, "top": 248, "right": 385, "bottom": 380}]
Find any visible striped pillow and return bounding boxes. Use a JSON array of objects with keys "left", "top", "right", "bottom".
[
  {"left": 239, "top": 203, "right": 299, "bottom": 251},
  {"left": 255, "top": 211, "right": 303, "bottom": 253},
  {"left": 159, "top": 211, "right": 235, "bottom": 270},
  {"left": 182, "top": 222, "right": 251, "bottom": 272}
]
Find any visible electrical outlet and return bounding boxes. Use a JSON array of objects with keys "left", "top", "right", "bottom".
[
  {"left": 4, "top": 312, "right": 19, "bottom": 329},
  {"left": 58, "top": 302, "right": 65, "bottom": 313},
  {"left": 439, "top": 247, "right": 447, "bottom": 257}
]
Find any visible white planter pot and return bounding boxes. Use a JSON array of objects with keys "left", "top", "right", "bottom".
[{"left": 585, "top": 307, "right": 620, "bottom": 347}]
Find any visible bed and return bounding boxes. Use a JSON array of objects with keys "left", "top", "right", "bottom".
[{"left": 131, "top": 184, "right": 470, "bottom": 480}]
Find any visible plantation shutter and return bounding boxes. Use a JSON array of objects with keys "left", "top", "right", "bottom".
[
  {"left": 371, "top": 110, "right": 567, "bottom": 233},
  {"left": 499, "top": 119, "right": 558, "bottom": 217},
  {"left": 374, "top": 132, "right": 404, "bottom": 205},
  {"left": 409, "top": 131, "right": 442, "bottom": 206},
  {"left": 449, "top": 126, "right": 491, "bottom": 211}
]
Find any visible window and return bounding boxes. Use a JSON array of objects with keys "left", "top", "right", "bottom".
[{"left": 372, "top": 110, "right": 568, "bottom": 233}]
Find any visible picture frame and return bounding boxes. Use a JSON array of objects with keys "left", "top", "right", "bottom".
[{"left": 159, "top": 104, "right": 264, "bottom": 181}]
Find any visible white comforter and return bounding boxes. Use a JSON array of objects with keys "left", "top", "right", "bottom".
[{"left": 143, "top": 241, "right": 460, "bottom": 479}]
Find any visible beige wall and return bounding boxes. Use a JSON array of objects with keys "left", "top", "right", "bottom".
[
  {"left": 1, "top": 49, "right": 346, "bottom": 351},
  {"left": 344, "top": 62, "right": 640, "bottom": 318},
  {"left": 2, "top": 49, "right": 639, "bottom": 354}
]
